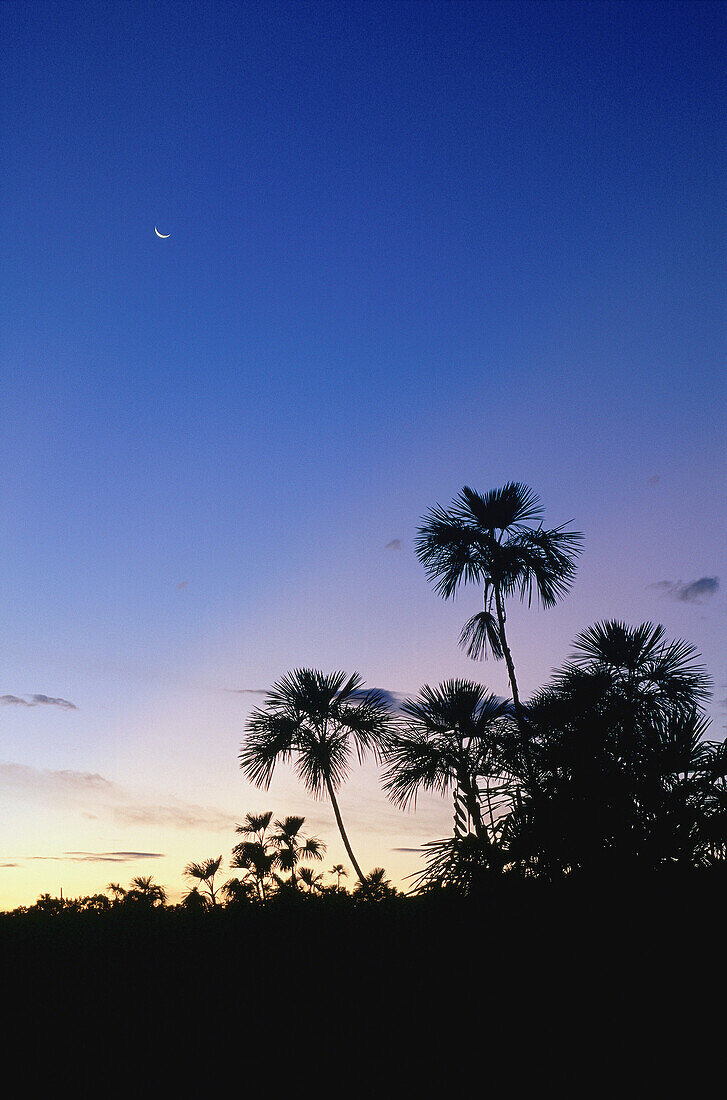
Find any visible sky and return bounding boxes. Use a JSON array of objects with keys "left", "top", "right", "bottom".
[{"left": 1, "top": 0, "right": 725, "bottom": 908}]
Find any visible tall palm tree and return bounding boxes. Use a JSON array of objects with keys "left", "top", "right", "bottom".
[
  {"left": 415, "top": 483, "right": 583, "bottom": 725},
  {"left": 269, "top": 815, "right": 325, "bottom": 889},
  {"left": 184, "top": 855, "right": 224, "bottom": 907},
  {"left": 240, "top": 669, "right": 392, "bottom": 891},
  {"left": 382, "top": 679, "right": 515, "bottom": 870}
]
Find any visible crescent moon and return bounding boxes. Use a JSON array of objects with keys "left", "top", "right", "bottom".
[{"left": 154, "top": 227, "right": 171, "bottom": 238}]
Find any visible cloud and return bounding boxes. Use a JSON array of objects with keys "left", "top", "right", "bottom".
[
  {"left": 650, "top": 577, "right": 719, "bottom": 603},
  {"left": 0, "top": 764, "right": 111, "bottom": 792},
  {"left": 0, "top": 851, "right": 165, "bottom": 865},
  {"left": 385, "top": 539, "right": 402, "bottom": 550},
  {"left": 0, "top": 763, "right": 234, "bottom": 832},
  {"left": 114, "top": 805, "right": 233, "bottom": 829},
  {"left": 64, "top": 851, "right": 165, "bottom": 863},
  {"left": 349, "top": 687, "right": 409, "bottom": 712},
  {"left": 0, "top": 694, "right": 77, "bottom": 709}
]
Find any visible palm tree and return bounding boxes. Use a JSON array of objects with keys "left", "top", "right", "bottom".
[
  {"left": 415, "top": 483, "right": 583, "bottom": 725},
  {"left": 299, "top": 866, "right": 326, "bottom": 893},
  {"left": 184, "top": 855, "right": 224, "bottom": 907},
  {"left": 269, "top": 815, "right": 325, "bottom": 889},
  {"left": 510, "top": 621, "right": 714, "bottom": 876},
  {"left": 329, "top": 863, "right": 348, "bottom": 891},
  {"left": 239, "top": 669, "right": 392, "bottom": 892},
  {"left": 353, "top": 867, "right": 397, "bottom": 900},
  {"left": 107, "top": 882, "right": 127, "bottom": 905},
  {"left": 382, "top": 680, "right": 515, "bottom": 873},
  {"left": 127, "top": 875, "right": 167, "bottom": 908},
  {"left": 231, "top": 811, "right": 276, "bottom": 901}
]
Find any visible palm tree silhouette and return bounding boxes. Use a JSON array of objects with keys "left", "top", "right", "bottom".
[
  {"left": 353, "top": 867, "right": 397, "bottom": 900},
  {"left": 231, "top": 811, "right": 275, "bottom": 901},
  {"left": 416, "top": 483, "right": 582, "bottom": 725},
  {"left": 269, "top": 815, "right": 325, "bottom": 889},
  {"left": 239, "top": 669, "right": 391, "bottom": 892},
  {"left": 127, "top": 875, "right": 167, "bottom": 907},
  {"left": 329, "top": 863, "right": 348, "bottom": 891},
  {"left": 299, "top": 866, "right": 326, "bottom": 893},
  {"left": 184, "top": 855, "right": 224, "bottom": 907},
  {"left": 383, "top": 679, "right": 514, "bottom": 871},
  {"left": 510, "top": 620, "right": 714, "bottom": 876}
]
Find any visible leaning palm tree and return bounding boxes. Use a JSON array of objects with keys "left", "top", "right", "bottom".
[
  {"left": 240, "top": 669, "right": 392, "bottom": 891},
  {"left": 269, "top": 815, "right": 325, "bottom": 889},
  {"left": 184, "top": 855, "right": 224, "bottom": 907},
  {"left": 416, "top": 483, "right": 583, "bottom": 724}
]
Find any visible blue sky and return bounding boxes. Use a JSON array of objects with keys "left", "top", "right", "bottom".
[{"left": 1, "top": 0, "right": 725, "bottom": 906}]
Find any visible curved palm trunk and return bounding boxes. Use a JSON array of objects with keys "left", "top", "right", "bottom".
[
  {"left": 324, "top": 774, "right": 370, "bottom": 895},
  {"left": 494, "top": 585, "right": 522, "bottom": 721},
  {"left": 494, "top": 585, "right": 537, "bottom": 797}
]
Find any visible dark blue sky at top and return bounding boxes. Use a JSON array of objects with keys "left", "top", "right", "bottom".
[{"left": 1, "top": 0, "right": 725, "bottom": 664}]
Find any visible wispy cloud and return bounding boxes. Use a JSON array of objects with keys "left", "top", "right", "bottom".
[
  {"left": 0, "top": 694, "right": 77, "bottom": 709},
  {"left": 11, "top": 851, "right": 166, "bottom": 864},
  {"left": 650, "top": 577, "right": 719, "bottom": 603},
  {"left": 114, "top": 805, "right": 232, "bottom": 829},
  {"left": 0, "top": 764, "right": 234, "bottom": 832}
]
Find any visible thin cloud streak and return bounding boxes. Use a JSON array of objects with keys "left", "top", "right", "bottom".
[{"left": 0, "top": 694, "right": 77, "bottom": 709}]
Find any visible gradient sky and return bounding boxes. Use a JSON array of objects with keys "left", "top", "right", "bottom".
[{"left": 1, "top": 0, "right": 725, "bottom": 908}]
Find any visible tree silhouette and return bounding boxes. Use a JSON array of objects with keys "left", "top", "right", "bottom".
[
  {"left": 329, "top": 863, "right": 348, "bottom": 891},
  {"left": 299, "top": 866, "right": 326, "bottom": 893},
  {"left": 269, "top": 815, "right": 325, "bottom": 889},
  {"left": 416, "top": 483, "right": 582, "bottom": 727},
  {"left": 382, "top": 680, "right": 515, "bottom": 873},
  {"left": 231, "top": 811, "right": 276, "bottom": 901},
  {"left": 504, "top": 621, "right": 715, "bottom": 877},
  {"left": 240, "top": 669, "right": 391, "bottom": 892},
  {"left": 353, "top": 867, "right": 397, "bottom": 900},
  {"left": 184, "top": 855, "right": 224, "bottom": 907}
]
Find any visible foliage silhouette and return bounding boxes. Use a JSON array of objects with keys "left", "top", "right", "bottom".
[
  {"left": 239, "top": 669, "right": 392, "bottom": 891},
  {"left": 184, "top": 855, "right": 224, "bottom": 907},
  {"left": 416, "top": 483, "right": 582, "bottom": 727}
]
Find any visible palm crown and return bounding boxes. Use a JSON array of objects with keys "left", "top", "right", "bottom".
[
  {"left": 416, "top": 483, "right": 583, "bottom": 722},
  {"left": 240, "top": 668, "right": 392, "bottom": 891}
]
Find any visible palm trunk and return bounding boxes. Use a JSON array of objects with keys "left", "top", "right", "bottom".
[
  {"left": 494, "top": 584, "right": 536, "bottom": 793},
  {"left": 324, "top": 774, "right": 370, "bottom": 896},
  {"left": 494, "top": 584, "right": 522, "bottom": 721}
]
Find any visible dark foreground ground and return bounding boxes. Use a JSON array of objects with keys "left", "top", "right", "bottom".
[{"left": 3, "top": 872, "right": 724, "bottom": 1085}]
